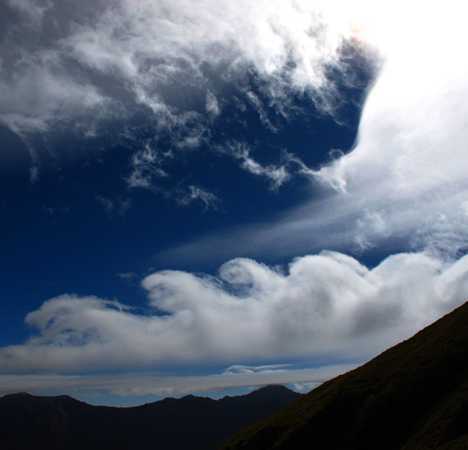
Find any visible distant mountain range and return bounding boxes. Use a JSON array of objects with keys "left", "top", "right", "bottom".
[
  {"left": 0, "top": 384, "right": 299, "bottom": 450},
  {"left": 223, "top": 302, "right": 468, "bottom": 450}
]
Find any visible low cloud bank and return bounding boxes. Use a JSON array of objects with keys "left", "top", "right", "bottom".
[
  {"left": 1, "top": 251, "right": 467, "bottom": 373},
  {"left": 0, "top": 364, "right": 355, "bottom": 401}
]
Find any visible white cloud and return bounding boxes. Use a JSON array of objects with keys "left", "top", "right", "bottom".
[
  {"left": 125, "top": 144, "right": 219, "bottom": 208},
  {"left": 0, "top": 55, "right": 106, "bottom": 134},
  {"left": 6, "top": 0, "right": 52, "bottom": 26},
  {"left": 206, "top": 91, "right": 221, "bottom": 117},
  {"left": 0, "top": 0, "right": 354, "bottom": 138},
  {"left": 158, "top": 1, "right": 468, "bottom": 260},
  {"left": 176, "top": 185, "right": 219, "bottom": 210},
  {"left": 222, "top": 364, "right": 291, "bottom": 375},
  {"left": 0, "top": 251, "right": 467, "bottom": 373},
  {"left": 289, "top": 382, "right": 318, "bottom": 394},
  {"left": 63, "top": 0, "right": 347, "bottom": 106},
  {"left": 126, "top": 144, "right": 168, "bottom": 190},
  {"left": 229, "top": 142, "right": 290, "bottom": 190},
  {"left": 0, "top": 0, "right": 370, "bottom": 194},
  {"left": 311, "top": 1, "right": 468, "bottom": 255}
]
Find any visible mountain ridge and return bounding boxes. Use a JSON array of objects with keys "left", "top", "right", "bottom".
[{"left": 0, "top": 384, "right": 300, "bottom": 450}]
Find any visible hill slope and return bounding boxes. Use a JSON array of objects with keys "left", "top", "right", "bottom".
[
  {"left": 223, "top": 302, "right": 468, "bottom": 450},
  {"left": 0, "top": 385, "right": 300, "bottom": 450}
]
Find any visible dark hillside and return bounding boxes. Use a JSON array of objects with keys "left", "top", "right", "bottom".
[{"left": 223, "top": 302, "right": 468, "bottom": 450}]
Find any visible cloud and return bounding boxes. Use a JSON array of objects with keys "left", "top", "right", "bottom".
[
  {"left": 222, "top": 364, "right": 291, "bottom": 375},
  {"left": 126, "top": 143, "right": 169, "bottom": 190},
  {"left": 229, "top": 142, "right": 290, "bottom": 190},
  {"left": 1, "top": 0, "right": 355, "bottom": 138},
  {"left": 0, "top": 0, "right": 372, "bottom": 196},
  {"left": 205, "top": 91, "right": 221, "bottom": 118},
  {"left": 6, "top": 0, "right": 52, "bottom": 26},
  {"left": 125, "top": 144, "right": 220, "bottom": 208},
  {"left": 307, "top": 1, "right": 468, "bottom": 257},
  {"left": 96, "top": 196, "right": 131, "bottom": 216},
  {"left": 117, "top": 272, "right": 138, "bottom": 282},
  {"left": 289, "top": 382, "right": 319, "bottom": 394},
  {"left": 0, "top": 363, "right": 355, "bottom": 402},
  {"left": 157, "top": 1, "right": 468, "bottom": 261},
  {"left": 1, "top": 251, "right": 467, "bottom": 374},
  {"left": 176, "top": 185, "right": 220, "bottom": 210},
  {"left": 0, "top": 54, "right": 106, "bottom": 134}
]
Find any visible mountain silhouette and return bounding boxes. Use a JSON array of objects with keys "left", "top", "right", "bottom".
[
  {"left": 0, "top": 385, "right": 300, "bottom": 450},
  {"left": 223, "top": 302, "right": 468, "bottom": 450}
]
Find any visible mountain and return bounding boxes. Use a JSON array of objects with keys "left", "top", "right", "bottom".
[
  {"left": 223, "top": 302, "right": 468, "bottom": 450},
  {"left": 0, "top": 385, "right": 299, "bottom": 450}
]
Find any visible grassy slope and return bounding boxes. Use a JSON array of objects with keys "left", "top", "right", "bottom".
[{"left": 223, "top": 302, "right": 468, "bottom": 450}]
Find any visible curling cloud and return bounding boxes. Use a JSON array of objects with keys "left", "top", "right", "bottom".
[{"left": 1, "top": 251, "right": 467, "bottom": 373}]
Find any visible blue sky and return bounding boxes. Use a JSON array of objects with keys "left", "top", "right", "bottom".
[
  {"left": 0, "top": 75, "right": 365, "bottom": 344},
  {"left": 1, "top": 0, "right": 468, "bottom": 405}
]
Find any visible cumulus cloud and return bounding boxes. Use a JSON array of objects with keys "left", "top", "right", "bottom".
[{"left": 1, "top": 251, "right": 467, "bottom": 373}]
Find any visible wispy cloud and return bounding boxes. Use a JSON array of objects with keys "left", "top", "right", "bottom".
[
  {"left": 117, "top": 272, "right": 138, "bottom": 282},
  {"left": 229, "top": 142, "right": 290, "bottom": 190},
  {"left": 126, "top": 144, "right": 169, "bottom": 190},
  {"left": 176, "top": 185, "right": 220, "bottom": 210},
  {"left": 222, "top": 364, "right": 291, "bottom": 375},
  {"left": 96, "top": 196, "right": 131, "bottom": 217}
]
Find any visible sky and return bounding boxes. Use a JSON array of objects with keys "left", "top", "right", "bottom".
[{"left": 1, "top": 0, "right": 468, "bottom": 406}]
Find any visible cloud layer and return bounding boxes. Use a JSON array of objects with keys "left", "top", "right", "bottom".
[{"left": 1, "top": 251, "right": 467, "bottom": 373}]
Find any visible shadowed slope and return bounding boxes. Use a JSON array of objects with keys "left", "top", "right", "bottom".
[{"left": 223, "top": 302, "right": 468, "bottom": 450}]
